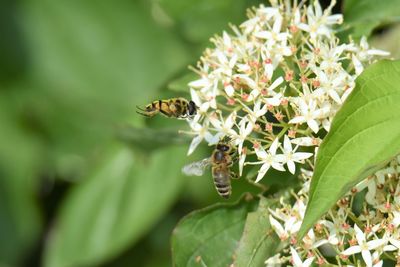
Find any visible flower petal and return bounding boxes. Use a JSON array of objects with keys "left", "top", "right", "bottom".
[
  {"left": 361, "top": 249, "right": 372, "bottom": 267},
  {"left": 303, "top": 257, "right": 315, "bottom": 267},
  {"left": 269, "top": 138, "right": 280, "bottom": 155},
  {"left": 269, "top": 215, "right": 285, "bottom": 237},
  {"left": 287, "top": 160, "right": 296, "bottom": 174},
  {"left": 389, "top": 238, "right": 400, "bottom": 248},
  {"left": 188, "top": 135, "right": 202, "bottom": 155},
  {"left": 289, "top": 116, "right": 306, "bottom": 124},
  {"left": 271, "top": 162, "right": 286, "bottom": 172},
  {"left": 307, "top": 119, "right": 319, "bottom": 133},
  {"left": 224, "top": 84, "right": 235, "bottom": 97},
  {"left": 290, "top": 247, "right": 303, "bottom": 267},
  {"left": 342, "top": 245, "right": 362, "bottom": 255},
  {"left": 293, "top": 152, "right": 313, "bottom": 161},
  {"left": 269, "top": 77, "right": 284, "bottom": 91},
  {"left": 283, "top": 135, "right": 292, "bottom": 152},
  {"left": 354, "top": 224, "right": 366, "bottom": 244},
  {"left": 367, "top": 239, "right": 385, "bottom": 250},
  {"left": 255, "top": 163, "right": 271, "bottom": 182}
]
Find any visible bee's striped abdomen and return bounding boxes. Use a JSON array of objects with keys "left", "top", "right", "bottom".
[{"left": 212, "top": 169, "right": 231, "bottom": 199}]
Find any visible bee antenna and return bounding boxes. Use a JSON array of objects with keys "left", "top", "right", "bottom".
[{"left": 136, "top": 105, "right": 146, "bottom": 112}]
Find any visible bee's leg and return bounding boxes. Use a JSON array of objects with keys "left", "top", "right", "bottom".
[
  {"left": 136, "top": 105, "right": 157, "bottom": 117},
  {"left": 136, "top": 110, "right": 152, "bottom": 117},
  {"left": 230, "top": 171, "right": 239, "bottom": 179}
]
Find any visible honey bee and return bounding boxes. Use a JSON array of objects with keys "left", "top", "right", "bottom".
[
  {"left": 182, "top": 142, "right": 238, "bottom": 199},
  {"left": 136, "top": 98, "right": 197, "bottom": 119}
]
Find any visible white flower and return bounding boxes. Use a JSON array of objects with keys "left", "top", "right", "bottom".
[
  {"left": 297, "top": 0, "right": 342, "bottom": 42},
  {"left": 298, "top": 175, "right": 311, "bottom": 195},
  {"left": 371, "top": 251, "right": 383, "bottom": 267},
  {"left": 340, "top": 76, "right": 356, "bottom": 103},
  {"left": 289, "top": 98, "right": 326, "bottom": 133},
  {"left": 189, "top": 77, "right": 212, "bottom": 89},
  {"left": 243, "top": 99, "right": 268, "bottom": 123},
  {"left": 352, "top": 54, "right": 364, "bottom": 75},
  {"left": 341, "top": 224, "right": 385, "bottom": 267},
  {"left": 269, "top": 215, "right": 289, "bottom": 240},
  {"left": 319, "top": 220, "right": 339, "bottom": 245},
  {"left": 380, "top": 233, "right": 399, "bottom": 252},
  {"left": 313, "top": 69, "right": 347, "bottom": 104},
  {"left": 290, "top": 247, "right": 314, "bottom": 267},
  {"left": 388, "top": 235, "right": 400, "bottom": 250},
  {"left": 392, "top": 210, "right": 400, "bottom": 227},
  {"left": 233, "top": 116, "right": 253, "bottom": 175},
  {"left": 233, "top": 74, "right": 258, "bottom": 91},
  {"left": 354, "top": 176, "right": 380, "bottom": 205},
  {"left": 190, "top": 89, "right": 210, "bottom": 115},
  {"left": 223, "top": 82, "right": 235, "bottom": 97},
  {"left": 358, "top": 37, "right": 390, "bottom": 61},
  {"left": 254, "top": 14, "right": 290, "bottom": 47},
  {"left": 265, "top": 253, "right": 282, "bottom": 267},
  {"left": 257, "top": 6, "right": 280, "bottom": 19},
  {"left": 266, "top": 77, "right": 285, "bottom": 95},
  {"left": 318, "top": 42, "right": 350, "bottom": 72},
  {"left": 240, "top": 16, "right": 260, "bottom": 35},
  {"left": 212, "top": 49, "right": 237, "bottom": 78},
  {"left": 264, "top": 93, "right": 283, "bottom": 107},
  {"left": 209, "top": 111, "right": 237, "bottom": 140},
  {"left": 291, "top": 137, "right": 321, "bottom": 147},
  {"left": 282, "top": 135, "right": 313, "bottom": 174},
  {"left": 394, "top": 182, "right": 400, "bottom": 205},
  {"left": 247, "top": 76, "right": 284, "bottom": 101},
  {"left": 269, "top": 213, "right": 302, "bottom": 241},
  {"left": 302, "top": 229, "right": 328, "bottom": 249},
  {"left": 186, "top": 120, "right": 218, "bottom": 155},
  {"left": 237, "top": 63, "right": 251, "bottom": 73},
  {"left": 250, "top": 139, "right": 285, "bottom": 182}
]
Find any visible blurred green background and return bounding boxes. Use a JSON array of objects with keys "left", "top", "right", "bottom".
[
  {"left": 0, "top": 0, "right": 263, "bottom": 266},
  {"left": 1, "top": 0, "right": 399, "bottom": 266}
]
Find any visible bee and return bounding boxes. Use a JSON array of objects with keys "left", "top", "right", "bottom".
[
  {"left": 136, "top": 98, "right": 197, "bottom": 119},
  {"left": 182, "top": 142, "right": 238, "bottom": 199}
]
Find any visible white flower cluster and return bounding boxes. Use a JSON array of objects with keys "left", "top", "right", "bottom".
[
  {"left": 185, "top": 0, "right": 388, "bottom": 183},
  {"left": 266, "top": 156, "right": 400, "bottom": 267},
  {"left": 182, "top": 0, "right": 395, "bottom": 266}
]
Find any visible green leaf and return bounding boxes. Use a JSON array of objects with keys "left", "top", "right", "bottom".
[
  {"left": 44, "top": 145, "right": 187, "bottom": 267},
  {"left": 0, "top": 98, "right": 43, "bottom": 265},
  {"left": 344, "top": 0, "right": 400, "bottom": 38},
  {"left": 234, "top": 197, "right": 280, "bottom": 267},
  {"left": 299, "top": 60, "right": 400, "bottom": 238},
  {"left": 172, "top": 195, "right": 257, "bottom": 267}
]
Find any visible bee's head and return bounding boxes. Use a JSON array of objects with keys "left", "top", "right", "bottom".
[
  {"left": 188, "top": 100, "right": 197, "bottom": 116},
  {"left": 216, "top": 143, "right": 230, "bottom": 152}
]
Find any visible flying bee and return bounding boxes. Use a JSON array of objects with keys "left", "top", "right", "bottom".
[
  {"left": 182, "top": 142, "right": 238, "bottom": 199},
  {"left": 136, "top": 98, "right": 197, "bottom": 119}
]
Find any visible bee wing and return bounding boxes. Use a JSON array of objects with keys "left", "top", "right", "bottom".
[{"left": 182, "top": 158, "right": 211, "bottom": 176}]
